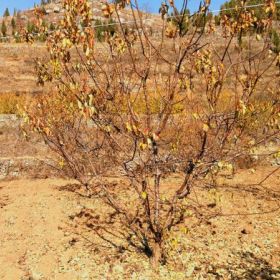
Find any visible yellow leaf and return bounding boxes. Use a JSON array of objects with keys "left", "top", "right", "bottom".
[
  {"left": 139, "top": 142, "right": 147, "bottom": 150},
  {"left": 126, "top": 122, "right": 132, "bottom": 132},
  {"left": 180, "top": 226, "right": 189, "bottom": 234},
  {"left": 85, "top": 46, "right": 90, "bottom": 57},
  {"left": 192, "top": 113, "right": 199, "bottom": 120},
  {"left": 59, "top": 160, "right": 65, "bottom": 169},
  {"left": 249, "top": 139, "right": 256, "bottom": 146},
  {"left": 44, "top": 127, "right": 51, "bottom": 136},
  {"left": 62, "top": 38, "right": 72, "bottom": 48},
  {"left": 147, "top": 137, "right": 153, "bottom": 148},
  {"left": 89, "top": 106, "right": 97, "bottom": 116},
  {"left": 77, "top": 100, "right": 83, "bottom": 110},
  {"left": 274, "top": 151, "right": 280, "bottom": 158},
  {"left": 203, "top": 123, "right": 209, "bottom": 132},
  {"left": 105, "top": 125, "right": 111, "bottom": 133},
  {"left": 225, "top": 163, "right": 233, "bottom": 172},
  {"left": 141, "top": 192, "right": 147, "bottom": 199},
  {"left": 132, "top": 125, "right": 138, "bottom": 133},
  {"left": 238, "top": 100, "right": 247, "bottom": 115},
  {"left": 152, "top": 133, "right": 159, "bottom": 141}
]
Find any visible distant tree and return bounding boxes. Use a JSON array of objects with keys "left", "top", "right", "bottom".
[
  {"left": 94, "top": 19, "right": 104, "bottom": 42},
  {"left": 13, "top": 8, "right": 17, "bottom": 17},
  {"left": 207, "top": 12, "right": 214, "bottom": 22},
  {"left": 42, "top": 19, "right": 48, "bottom": 28},
  {"left": 11, "top": 18, "right": 16, "bottom": 35},
  {"left": 167, "top": 7, "right": 191, "bottom": 36},
  {"left": 184, "top": 4, "right": 213, "bottom": 29},
  {"left": 49, "top": 22, "right": 56, "bottom": 31},
  {"left": 214, "top": 14, "right": 221, "bottom": 26},
  {"left": 219, "top": 0, "right": 280, "bottom": 35},
  {"left": 277, "top": 5, "right": 280, "bottom": 20},
  {"left": 270, "top": 29, "right": 280, "bottom": 54},
  {"left": 107, "top": 18, "right": 117, "bottom": 36},
  {"left": 40, "top": 6, "right": 47, "bottom": 15},
  {"left": 16, "top": 10, "right": 21, "bottom": 24},
  {"left": 192, "top": 12, "right": 209, "bottom": 28},
  {"left": 220, "top": 0, "right": 278, "bottom": 21},
  {"left": 3, "top": 8, "right": 10, "bottom": 17},
  {"left": 27, "top": 21, "right": 37, "bottom": 34},
  {"left": 1, "top": 21, "right": 7, "bottom": 37},
  {"left": 94, "top": 18, "right": 116, "bottom": 42}
]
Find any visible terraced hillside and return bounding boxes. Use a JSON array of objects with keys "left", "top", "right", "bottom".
[{"left": 0, "top": 44, "right": 46, "bottom": 94}]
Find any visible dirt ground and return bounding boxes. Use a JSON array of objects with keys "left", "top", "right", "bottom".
[
  {"left": 0, "top": 44, "right": 46, "bottom": 95},
  {"left": 0, "top": 166, "right": 279, "bottom": 280}
]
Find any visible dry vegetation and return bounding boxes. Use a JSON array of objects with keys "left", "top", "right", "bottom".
[
  {"left": 0, "top": 0, "right": 280, "bottom": 279},
  {"left": 0, "top": 93, "right": 29, "bottom": 114}
]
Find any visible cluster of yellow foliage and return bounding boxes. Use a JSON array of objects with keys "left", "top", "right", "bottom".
[{"left": 0, "top": 93, "right": 29, "bottom": 115}]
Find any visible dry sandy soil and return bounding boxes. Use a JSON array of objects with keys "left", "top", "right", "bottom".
[
  {"left": 0, "top": 44, "right": 47, "bottom": 95},
  {"left": 0, "top": 166, "right": 279, "bottom": 280}
]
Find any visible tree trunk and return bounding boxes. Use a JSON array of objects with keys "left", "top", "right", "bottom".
[{"left": 150, "top": 242, "right": 162, "bottom": 271}]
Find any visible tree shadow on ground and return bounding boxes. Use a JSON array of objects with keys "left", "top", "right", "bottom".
[
  {"left": 59, "top": 185, "right": 280, "bottom": 277},
  {"left": 224, "top": 251, "right": 280, "bottom": 280}
]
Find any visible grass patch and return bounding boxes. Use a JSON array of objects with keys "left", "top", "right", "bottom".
[{"left": 0, "top": 93, "right": 28, "bottom": 115}]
